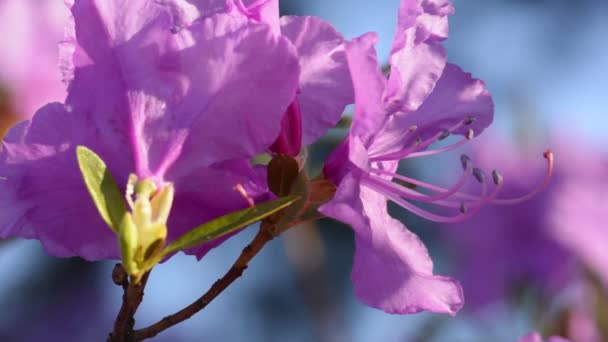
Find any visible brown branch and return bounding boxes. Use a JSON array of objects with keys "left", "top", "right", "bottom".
[
  {"left": 134, "top": 226, "right": 275, "bottom": 341},
  {"left": 108, "top": 265, "right": 151, "bottom": 342}
]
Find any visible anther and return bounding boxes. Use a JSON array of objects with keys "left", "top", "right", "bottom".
[
  {"left": 464, "top": 116, "right": 476, "bottom": 125},
  {"left": 466, "top": 128, "right": 474, "bottom": 140},
  {"left": 459, "top": 202, "right": 468, "bottom": 214},
  {"left": 414, "top": 137, "right": 422, "bottom": 147},
  {"left": 408, "top": 125, "right": 418, "bottom": 133},
  {"left": 439, "top": 130, "right": 450, "bottom": 140},
  {"left": 491, "top": 170, "right": 503, "bottom": 185},
  {"left": 473, "top": 168, "right": 486, "bottom": 183}
]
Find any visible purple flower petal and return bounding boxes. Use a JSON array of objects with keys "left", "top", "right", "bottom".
[
  {"left": 0, "top": 104, "right": 122, "bottom": 259},
  {"left": 64, "top": 1, "right": 300, "bottom": 179},
  {"left": 280, "top": 16, "right": 354, "bottom": 145},
  {"left": 320, "top": 173, "right": 464, "bottom": 315},
  {"left": 167, "top": 160, "right": 270, "bottom": 259},
  {"left": 385, "top": 0, "right": 453, "bottom": 113},
  {"left": 236, "top": 0, "right": 280, "bottom": 34},
  {"left": 342, "top": 33, "right": 387, "bottom": 145},
  {"left": 369, "top": 63, "right": 494, "bottom": 157}
]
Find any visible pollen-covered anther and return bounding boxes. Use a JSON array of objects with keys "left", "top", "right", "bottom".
[
  {"left": 438, "top": 130, "right": 450, "bottom": 140},
  {"left": 472, "top": 168, "right": 486, "bottom": 184},
  {"left": 491, "top": 169, "right": 503, "bottom": 186},
  {"left": 466, "top": 128, "right": 474, "bottom": 140},
  {"left": 464, "top": 116, "right": 476, "bottom": 125},
  {"left": 408, "top": 125, "right": 418, "bottom": 133}
]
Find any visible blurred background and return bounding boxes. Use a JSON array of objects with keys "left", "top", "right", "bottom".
[{"left": 1, "top": 0, "right": 607, "bottom": 341}]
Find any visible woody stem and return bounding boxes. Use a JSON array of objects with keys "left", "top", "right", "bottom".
[
  {"left": 107, "top": 265, "right": 151, "bottom": 342},
  {"left": 133, "top": 225, "right": 275, "bottom": 341}
]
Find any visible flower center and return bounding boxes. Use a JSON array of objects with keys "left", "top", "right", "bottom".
[{"left": 121, "top": 175, "right": 174, "bottom": 275}]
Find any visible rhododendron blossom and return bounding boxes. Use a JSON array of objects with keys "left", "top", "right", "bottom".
[
  {"left": 0, "top": 0, "right": 300, "bottom": 260},
  {"left": 319, "top": 0, "right": 497, "bottom": 315}
]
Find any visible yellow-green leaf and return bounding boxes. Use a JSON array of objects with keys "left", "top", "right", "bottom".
[
  {"left": 119, "top": 213, "right": 139, "bottom": 275},
  {"left": 76, "top": 146, "right": 127, "bottom": 233},
  {"left": 161, "top": 196, "right": 299, "bottom": 256}
]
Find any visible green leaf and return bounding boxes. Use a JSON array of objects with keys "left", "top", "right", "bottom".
[
  {"left": 76, "top": 146, "right": 128, "bottom": 233},
  {"left": 118, "top": 213, "right": 139, "bottom": 275},
  {"left": 161, "top": 196, "right": 299, "bottom": 256}
]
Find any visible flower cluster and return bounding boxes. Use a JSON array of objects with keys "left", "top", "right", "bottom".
[{"left": 0, "top": 0, "right": 558, "bottom": 325}]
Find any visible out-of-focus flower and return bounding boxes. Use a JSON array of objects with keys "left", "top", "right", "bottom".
[
  {"left": 0, "top": 0, "right": 69, "bottom": 129},
  {"left": 439, "top": 136, "right": 599, "bottom": 309},
  {"left": 566, "top": 305, "right": 602, "bottom": 342},
  {"left": 320, "top": 0, "right": 495, "bottom": 315},
  {"left": 549, "top": 160, "right": 608, "bottom": 286},
  {"left": 518, "top": 332, "right": 569, "bottom": 342},
  {"left": 0, "top": 0, "right": 300, "bottom": 260}
]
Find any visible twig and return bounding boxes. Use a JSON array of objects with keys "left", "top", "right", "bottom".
[
  {"left": 134, "top": 226, "right": 274, "bottom": 341},
  {"left": 108, "top": 265, "right": 151, "bottom": 342}
]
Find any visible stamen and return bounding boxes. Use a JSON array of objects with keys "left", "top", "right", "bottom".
[
  {"left": 438, "top": 130, "right": 450, "bottom": 140},
  {"left": 363, "top": 159, "right": 471, "bottom": 203},
  {"left": 370, "top": 118, "right": 470, "bottom": 162},
  {"left": 404, "top": 137, "right": 471, "bottom": 159},
  {"left": 472, "top": 168, "right": 485, "bottom": 183},
  {"left": 366, "top": 174, "right": 502, "bottom": 223},
  {"left": 490, "top": 150, "right": 553, "bottom": 205},
  {"left": 373, "top": 151, "right": 553, "bottom": 206},
  {"left": 464, "top": 116, "right": 476, "bottom": 125}
]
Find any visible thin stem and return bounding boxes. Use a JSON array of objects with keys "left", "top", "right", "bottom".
[
  {"left": 108, "top": 265, "right": 151, "bottom": 342},
  {"left": 134, "top": 226, "right": 275, "bottom": 341}
]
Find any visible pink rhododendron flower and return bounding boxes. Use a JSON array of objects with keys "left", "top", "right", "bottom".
[
  {"left": 0, "top": 0, "right": 300, "bottom": 260},
  {"left": 0, "top": 0, "right": 69, "bottom": 123},
  {"left": 320, "top": 0, "right": 495, "bottom": 315}
]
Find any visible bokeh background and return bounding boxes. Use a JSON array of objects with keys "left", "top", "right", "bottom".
[{"left": 1, "top": 0, "right": 607, "bottom": 341}]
